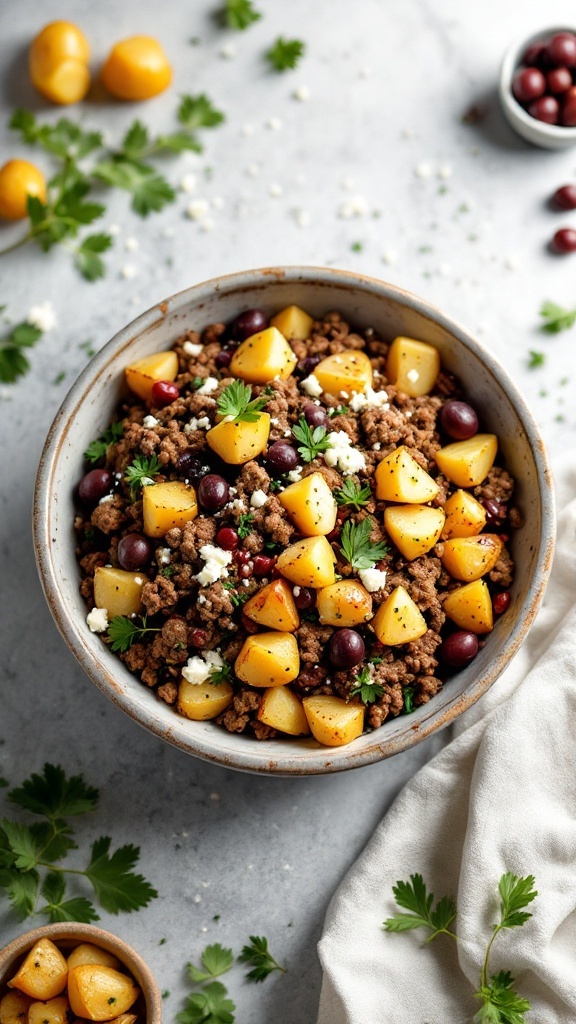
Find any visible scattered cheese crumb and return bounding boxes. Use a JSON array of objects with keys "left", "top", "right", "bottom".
[
  {"left": 295, "top": 209, "right": 311, "bottom": 228},
  {"left": 372, "top": 442, "right": 382, "bottom": 451},
  {"left": 269, "top": 183, "right": 283, "bottom": 197},
  {"left": 415, "top": 162, "right": 433, "bottom": 178},
  {"left": 287, "top": 468, "right": 302, "bottom": 483},
  {"left": 183, "top": 340, "right": 203, "bottom": 357},
  {"left": 143, "top": 415, "right": 159, "bottom": 429},
  {"left": 231, "top": 497, "right": 247, "bottom": 512},
  {"left": 186, "top": 199, "right": 209, "bottom": 221},
  {"left": 197, "top": 376, "right": 219, "bottom": 395},
  {"left": 338, "top": 196, "right": 367, "bottom": 219},
  {"left": 158, "top": 548, "right": 172, "bottom": 565},
  {"left": 98, "top": 494, "right": 114, "bottom": 505},
  {"left": 184, "top": 415, "right": 211, "bottom": 433},
  {"left": 250, "top": 489, "right": 268, "bottom": 509},
  {"left": 195, "top": 545, "right": 233, "bottom": 586},
  {"left": 300, "top": 373, "right": 323, "bottom": 397},
  {"left": 182, "top": 649, "right": 224, "bottom": 684},
  {"left": 292, "top": 586, "right": 301, "bottom": 596},
  {"left": 180, "top": 173, "right": 197, "bottom": 193},
  {"left": 266, "top": 117, "right": 283, "bottom": 131},
  {"left": 325, "top": 431, "right": 366, "bottom": 475},
  {"left": 27, "top": 301, "right": 56, "bottom": 332},
  {"left": 293, "top": 85, "right": 310, "bottom": 101},
  {"left": 438, "top": 163, "right": 453, "bottom": 180},
  {"left": 219, "top": 43, "right": 236, "bottom": 59},
  {"left": 349, "top": 386, "right": 390, "bottom": 412},
  {"left": 382, "top": 249, "right": 397, "bottom": 265},
  {"left": 124, "top": 237, "right": 138, "bottom": 252},
  {"left": 87, "top": 607, "right": 109, "bottom": 633},
  {"left": 121, "top": 264, "right": 136, "bottom": 280},
  {"left": 359, "top": 567, "right": 387, "bottom": 593}
]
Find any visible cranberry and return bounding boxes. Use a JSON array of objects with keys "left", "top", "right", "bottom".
[
  {"left": 234, "top": 549, "right": 251, "bottom": 565},
  {"left": 233, "top": 309, "right": 268, "bottom": 341},
  {"left": 551, "top": 184, "right": 576, "bottom": 209},
  {"left": 117, "top": 533, "right": 152, "bottom": 571},
  {"left": 303, "top": 404, "right": 330, "bottom": 430},
  {"left": 440, "top": 400, "right": 478, "bottom": 440},
  {"left": 329, "top": 628, "right": 365, "bottom": 669},
  {"left": 493, "top": 591, "right": 511, "bottom": 615},
  {"left": 197, "top": 474, "right": 229, "bottom": 511},
  {"left": 265, "top": 441, "right": 298, "bottom": 473},
  {"left": 551, "top": 227, "right": 576, "bottom": 253},
  {"left": 151, "top": 380, "right": 179, "bottom": 407},
  {"left": 440, "top": 631, "right": 479, "bottom": 668},
  {"left": 293, "top": 586, "right": 316, "bottom": 610},
  {"left": 547, "top": 32, "right": 576, "bottom": 68},
  {"left": 78, "top": 468, "right": 112, "bottom": 504},
  {"left": 216, "top": 527, "right": 239, "bottom": 550},
  {"left": 561, "top": 91, "right": 576, "bottom": 126},
  {"left": 189, "top": 628, "right": 207, "bottom": 648},
  {"left": 528, "top": 95, "right": 559, "bottom": 124},
  {"left": 253, "top": 554, "right": 275, "bottom": 576},
  {"left": 482, "top": 498, "right": 507, "bottom": 526},
  {"left": 547, "top": 66, "right": 573, "bottom": 94},
  {"left": 300, "top": 356, "right": 321, "bottom": 376},
  {"left": 512, "top": 67, "right": 546, "bottom": 103},
  {"left": 215, "top": 347, "right": 235, "bottom": 368},
  {"left": 238, "top": 562, "right": 253, "bottom": 579}
]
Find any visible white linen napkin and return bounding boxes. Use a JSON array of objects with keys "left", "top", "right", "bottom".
[{"left": 317, "top": 454, "right": 576, "bottom": 1024}]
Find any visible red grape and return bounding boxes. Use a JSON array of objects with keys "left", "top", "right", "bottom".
[
  {"left": 293, "top": 586, "right": 316, "bottom": 610},
  {"left": 440, "top": 400, "right": 478, "bottom": 440},
  {"left": 561, "top": 92, "right": 576, "bottom": 126},
  {"left": 216, "top": 527, "right": 239, "bottom": 550},
  {"left": 303, "top": 404, "right": 330, "bottom": 429},
  {"left": 552, "top": 184, "right": 576, "bottom": 209},
  {"left": 551, "top": 227, "right": 576, "bottom": 253},
  {"left": 523, "top": 40, "right": 548, "bottom": 68},
  {"left": 197, "top": 474, "right": 230, "bottom": 510},
  {"left": 547, "top": 66, "right": 573, "bottom": 94},
  {"left": 493, "top": 591, "right": 511, "bottom": 615},
  {"left": 117, "top": 533, "right": 152, "bottom": 570},
  {"left": 528, "top": 95, "right": 559, "bottom": 123},
  {"left": 512, "top": 67, "right": 546, "bottom": 103},
  {"left": 329, "top": 629, "right": 365, "bottom": 668},
  {"left": 253, "top": 555, "right": 274, "bottom": 576},
  {"left": 547, "top": 32, "right": 576, "bottom": 68},
  {"left": 233, "top": 309, "right": 268, "bottom": 341},
  {"left": 440, "top": 631, "right": 479, "bottom": 668},
  {"left": 79, "top": 468, "right": 112, "bottom": 504},
  {"left": 265, "top": 442, "right": 298, "bottom": 473}
]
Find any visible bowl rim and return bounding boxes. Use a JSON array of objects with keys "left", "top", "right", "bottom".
[
  {"left": 499, "top": 25, "right": 576, "bottom": 143},
  {"left": 33, "top": 265, "right": 556, "bottom": 775}
]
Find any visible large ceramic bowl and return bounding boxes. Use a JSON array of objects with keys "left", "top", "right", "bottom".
[{"left": 34, "top": 267, "right": 555, "bottom": 775}]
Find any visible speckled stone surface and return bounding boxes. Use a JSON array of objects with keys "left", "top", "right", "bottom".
[{"left": 1, "top": 1, "right": 576, "bottom": 1020}]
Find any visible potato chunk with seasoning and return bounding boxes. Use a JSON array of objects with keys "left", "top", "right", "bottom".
[
  {"left": 441, "top": 534, "right": 503, "bottom": 582},
  {"left": 142, "top": 481, "right": 198, "bottom": 537},
  {"left": 303, "top": 695, "right": 365, "bottom": 746},
  {"left": 276, "top": 535, "right": 337, "bottom": 588},
  {"left": 434, "top": 434, "right": 498, "bottom": 488},
  {"left": 371, "top": 585, "right": 427, "bottom": 645},
  {"left": 8, "top": 939, "right": 68, "bottom": 1001},
  {"left": 206, "top": 413, "right": 270, "bottom": 465},
  {"left": 28, "top": 996, "right": 70, "bottom": 1024},
  {"left": 230, "top": 327, "right": 297, "bottom": 383},
  {"left": 243, "top": 579, "right": 300, "bottom": 632},
  {"left": 125, "top": 350, "right": 179, "bottom": 402},
  {"left": 384, "top": 504, "right": 445, "bottom": 561},
  {"left": 67, "top": 965, "right": 139, "bottom": 1021},
  {"left": 278, "top": 471, "right": 337, "bottom": 536},
  {"left": 443, "top": 579, "right": 493, "bottom": 634},
  {"left": 316, "top": 580, "right": 373, "bottom": 627},
  {"left": 67, "top": 945, "right": 120, "bottom": 972},
  {"left": 0, "top": 990, "right": 33, "bottom": 1024},
  {"left": 441, "top": 489, "right": 487, "bottom": 539},
  {"left": 270, "top": 304, "right": 314, "bottom": 340},
  {"left": 386, "top": 336, "right": 440, "bottom": 397},
  {"left": 313, "top": 350, "right": 372, "bottom": 399},
  {"left": 257, "top": 686, "right": 310, "bottom": 736},
  {"left": 375, "top": 446, "right": 439, "bottom": 503},
  {"left": 235, "top": 632, "right": 300, "bottom": 687},
  {"left": 93, "top": 566, "right": 148, "bottom": 619},
  {"left": 178, "top": 679, "right": 234, "bottom": 721}
]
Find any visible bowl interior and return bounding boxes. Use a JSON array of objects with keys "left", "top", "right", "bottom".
[{"left": 34, "top": 267, "right": 555, "bottom": 774}]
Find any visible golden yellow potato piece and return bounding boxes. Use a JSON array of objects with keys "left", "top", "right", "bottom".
[
  {"left": 257, "top": 685, "right": 310, "bottom": 736},
  {"left": 0, "top": 990, "right": 32, "bottom": 1024},
  {"left": 278, "top": 471, "right": 337, "bottom": 536},
  {"left": 29, "top": 21, "right": 90, "bottom": 104},
  {"left": 142, "top": 481, "right": 198, "bottom": 537},
  {"left": 107, "top": 1016, "right": 137, "bottom": 1024},
  {"left": 371, "top": 585, "right": 427, "bottom": 645},
  {"left": 375, "top": 446, "right": 439, "bottom": 503},
  {"left": 67, "top": 945, "right": 120, "bottom": 972},
  {"left": 206, "top": 413, "right": 270, "bottom": 464},
  {"left": 434, "top": 434, "right": 498, "bottom": 488},
  {"left": 67, "top": 966, "right": 138, "bottom": 1022},
  {"left": 243, "top": 578, "right": 300, "bottom": 632},
  {"left": 28, "top": 997, "right": 69, "bottom": 1024},
  {"left": 441, "top": 489, "right": 487, "bottom": 539},
  {"left": 276, "top": 535, "right": 337, "bottom": 588},
  {"left": 443, "top": 579, "right": 493, "bottom": 634},
  {"left": 316, "top": 580, "right": 373, "bottom": 627},
  {"left": 303, "top": 695, "right": 365, "bottom": 747},
  {"left": 441, "top": 534, "right": 503, "bottom": 582},
  {"left": 313, "top": 350, "right": 373, "bottom": 399},
  {"left": 101, "top": 36, "right": 172, "bottom": 100},
  {"left": 384, "top": 504, "right": 445, "bottom": 561},
  {"left": 8, "top": 939, "right": 68, "bottom": 1001},
  {"left": 93, "top": 566, "right": 148, "bottom": 618},
  {"left": 270, "top": 304, "right": 314, "bottom": 340},
  {"left": 125, "top": 351, "right": 179, "bottom": 403},
  {"left": 230, "top": 327, "right": 297, "bottom": 383},
  {"left": 235, "top": 632, "right": 300, "bottom": 687},
  {"left": 386, "top": 336, "right": 440, "bottom": 397},
  {"left": 0, "top": 160, "right": 47, "bottom": 220},
  {"left": 178, "top": 678, "right": 234, "bottom": 721}
]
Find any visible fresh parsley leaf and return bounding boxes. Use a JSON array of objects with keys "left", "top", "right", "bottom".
[
  {"left": 107, "top": 616, "right": 161, "bottom": 654},
  {"left": 40, "top": 872, "right": 99, "bottom": 924},
  {"left": 334, "top": 477, "right": 372, "bottom": 510},
  {"left": 209, "top": 662, "right": 233, "bottom": 686},
  {"left": 216, "top": 380, "right": 268, "bottom": 422},
  {"left": 292, "top": 416, "right": 331, "bottom": 462},
  {"left": 9, "top": 763, "right": 99, "bottom": 819},
  {"left": 0, "top": 321, "right": 42, "bottom": 383},
  {"left": 340, "top": 517, "right": 389, "bottom": 571},
  {"left": 238, "top": 935, "right": 286, "bottom": 982},
  {"left": 121, "top": 120, "right": 150, "bottom": 160},
  {"left": 222, "top": 0, "right": 262, "bottom": 30},
  {"left": 528, "top": 350, "right": 545, "bottom": 369},
  {"left": 187, "top": 944, "right": 234, "bottom": 983},
  {"left": 402, "top": 685, "right": 416, "bottom": 714},
  {"left": 125, "top": 453, "right": 162, "bottom": 495},
  {"left": 0, "top": 868, "right": 39, "bottom": 920},
  {"left": 83, "top": 422, "right": 124, "bottom": 464},
  {"left": 177, "top": 980, "right": 235, "bottom": 1024},
  {"left": 474, "top": 970, "right": 531, "bottom": 1024},
  {"left": 10, "top": 110, "right": 103, "bottom": 160},
  {"left": 75, "top": 233, "right": 113, "bottom": 281},
  {"left": 498, "top": 873, "right": 537, "bottom": 930},
  {"left": 178, "top": 94, "right": 225, "bottom": 131},
  {"left": 349, "top": 667, "right": 383, "bottom": 705},
  {"left": 266, "top": 37, "right": 306, "bottom": 72},
  {"left": 85, "top": 836, "right": 158, "bottom": 913},
  {"left": 237, "top": 513, "right": 255, "bottom": 539},
  {"left": 93, "top": 159, "right": 175, "bottom": 217},
  {"left": 222, "top": 583, "right": 250, "bottom": 609},
  {"left": 539, "top": 299, "right": 576, "bottom": 334},
  {"left": 383, "top": 873, "right": 457, "bottom": 939},
  {"left": 328, "top": 404, "right": 350, "bottom": 417}
]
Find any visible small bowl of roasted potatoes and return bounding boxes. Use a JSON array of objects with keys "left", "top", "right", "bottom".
[
  {"left": 0, "top": 923, "right": 161, "bottom": 1024},
  {"left": 34, "top": 267, "right": 555, "bottom": 775}
]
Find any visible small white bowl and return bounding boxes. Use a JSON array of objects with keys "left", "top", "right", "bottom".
[{"left": 499, "top": 27, "right": 576, "bottom": 149}]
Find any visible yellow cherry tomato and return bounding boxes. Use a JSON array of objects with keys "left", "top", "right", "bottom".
[
  {"left": 29, "top": 21, "right": 91, "bottom": 104},
  {"left": 0, "top": 160, "right": 47, "bottom": 220},
  {"left": 101, "top": 36, "right": 172, "bottom": 100}
]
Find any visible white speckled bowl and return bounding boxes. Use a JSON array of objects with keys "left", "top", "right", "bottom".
[
  {"left": 499, "top": 27, "right": 576, "bottom": 149},
  {"left": 34, "top": 267, "right": 555, "bottom": 775}
]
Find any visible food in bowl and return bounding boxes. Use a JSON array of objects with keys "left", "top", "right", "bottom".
[
  {"left": 73, "top": 302, "right": 522, "bottom": 748},
  {"left": 511, "top": 30, "right": 576, "bottom": 125}
]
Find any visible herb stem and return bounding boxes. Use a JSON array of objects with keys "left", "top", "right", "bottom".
[
  {"left": 481, "top": 925, "right": 501, "bottom": 988},
  {"left": 423, "top": 926, "right": 458, "bottom": 944},
  {"left": 0, "top": 233, "right": 32, "bottom": 257}
]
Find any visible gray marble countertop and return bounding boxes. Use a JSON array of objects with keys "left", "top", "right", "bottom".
[{"left": 1, "top": 1, "right": 576, "bottom": 1020}]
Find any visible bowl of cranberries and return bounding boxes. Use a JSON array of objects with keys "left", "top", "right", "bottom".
[
  {"left": 33, "top": 267, "right": 554, "bottom": 775},
  {"left": 500, "top": 27, "right": 576, "bottom": 147}
]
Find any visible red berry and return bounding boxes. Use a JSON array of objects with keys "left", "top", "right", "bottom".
[
  {"left": 238, "top": 562, "right": 253, "bottom": 579},
  {"left": 151, "top": 380, "right": 179, "bottom": 407},
  {"left": 547, "top": 66, "right": 573, "bottom": 94},
  {"left": 551, "top": 228, "right": 576, "bottom": 253},
  {"left": 512, "top": 66, "right": 546, "bottom": 103},
  {"left": 552, "top": 184, "right": 576, "bottom": 209},
  {"left": 561, "top": 90, "right": 576, "bottom": 125},
  {"left": 528, "top": 95, "right": 559, "bottom": 123},
  {"left": 493, "top": 591, "right": 511, "bottom": 615},
  {"left": 78, "top": 468, "right": 112, "bottom": 504},
  {"left": 253, "top": 554, "right": 274, "bottom": 576},
  {"left": 547, "top": 32, "right": 576, "bottom": 68},
  {"left": 523, "top": 40, "right": 548, "bottom": 67},
  {"left": 189, "top": 628, "right": 207, "bottom": 648},
  {"left": 216, "top": 526, "right": 239, "bottom": 550},
  {"left": 234, "top": 549, "right": 251, "bottom": 565}
]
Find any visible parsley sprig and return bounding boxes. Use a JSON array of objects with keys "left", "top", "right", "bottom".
[
  {"left": 334, "top": 477, "right": 372, "bottom": 511},
  {"left": 106, "top": 616, "right": 160, "bottom": 654},
  {"left": 384, "top": 872, "right": 537, "bottom": 1023},
  {"left": 222, "top": 0, "right": 262, "bottom": 30},
  {"left": 209, "top": 661, "right": 233, "bottom": 686},
  {"left": 539, "top": 299, "right": 576, "bottom": 333},
  {"left": 216, "top": 380, "right": 269, "bottom": 422},
  {"left": 292, "top": 416, "right": 331, "bottom": 463},
  {"left": 0, "top": 763, "right": 157, "bottom": 922},
  {"left": 340, "top": 518, "right": 390, "bottom": 571},
  {"left": 349, "top": 666, "right": 384, "bottom": 705},
  {"left": 239, "top": 935, "right": 287, "bottom": 982},
  {"left": 178, "top": 936, "right": 286, "bottom": 1024},
  {"left": 84, "top": 422, "right": 125, "bottom": 464},
  {"left": 125, "top": 454, "right": 162, "bottom": 496},
  {"left": 237, "top": 513, "right": 255, "bottom": 539},
  {"left": 0, "top": 321, "right": 43, "bottom": 383},
  {"left": 266, "top": 37, "right": 306, "bottom": 71}
]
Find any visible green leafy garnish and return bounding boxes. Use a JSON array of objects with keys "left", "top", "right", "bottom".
[
  {"left": 125, "top": 454, "right": 162, "bottom": 496},
  {"left": 238, "top": 935, "right": 287, "bottom": 982},
  {"left": 328, "top": 405, "right": 350, "bottom": 417},
  {"left": 0, "top": 764, "right": 157, "bottom": 922},
  {"left": 216, "top": 380, "right": 269, "bottom": 422},
  {"left": 539, "top": 299, "right": 576, "bottom": 334},
  {"left": 222, "top": 0, "right": 262, "bottom": 30},
  {"left": 187, "top": 944, "right": 234, "bottom": 983},
  {"left": 334, "top": 477, "right": 372, "bottom": 511},
  {"left": 402, "top": 685, "right": 416, "bottom": 714},
  {"left": 177, "top": 980, "right": 235, "bottom": 1024},
  {"left": 237, "top": 513, "right": 255, "bottom": 539},
  {"left": 528, "top": 350, "right": 545, "bottom": 369},
  {"left": 340, "top": 518, "right": 389, "bottom": 571},
  {"left": 349, "top": 666, "right": 384, "bottom": 705},
  {"left": 74, "top": 233, "right": 113, "bottom": 281},
  {"left": 222, "top": 582, "right": 250, "bottom": 609},
  {"left": 0, "top": 321, "right": 42, "bottom": 383},
  {"left": 177, "top": 94, "right": 226, "bottom": 132},
  {"left": 265, "top": 37, "right": 306, "bottom": 72},
  {"left": 84, "top": 422, "right": 124, "bottom": 464},
  {"left": 106, "top": 616, "right": 161, "bottom": 654},
  {"left": 92, "top": 160, "right": 174, "bottom": 217},
  {"left": 292, "top": 416, "right": 331, "bottom": 463},
  {"left": 209, "top": 662, "right": 233, "bottom": 686},
  {"left": 384, "top": 873, "right": 457, "bottom": 941}
]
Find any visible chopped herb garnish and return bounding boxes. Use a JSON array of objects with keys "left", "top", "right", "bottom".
[
  {"left": 216, "top": 380, "right": 269, "bottom": 422},
  {"left": 188, "top": 944, "right": 234, "bottom": 983},
  {"left": 238, "top": 935, "right": 286, "bottom": 982},
  {"left": 158, "top": 566, "right": 174, "bottom": 578},
  {"left": 222, "top": 582, "right": 251, "bottom": 608},
  {"left": 266, "top": 37, "right": 306, "bottom": 72},
  {"left": 125, "top": 453, "right": 162, "bottom": 496},
  {"left": 237, "top": 513, "right": 255, "bottom": 539},
  {"left": 222, "top": 0, "right": 262, "bottom": 30},
  {"left": 84, "top": 422, "right": 124, "bottom": 464},
  {"left": 268, "top": 479, "right": 283, "bottom": 492},
  {"left": 528, "top": 350, "right": 545, "bottom": 369},
  {"left": 106, "top": 616, "right": 161, "bottom": 653},
  {"left": 334, "top": 478, "right": 372, "bottom": 511},
  {"left": 539, "top": 299, "right": 576, "bottom": 334},
  {"left": 349, "top": 666, "right": 384, "bottom": 705},
  {"left": 350, "top": 241, "right": 363, "bottom": 252},
  {"left": 340, "top": 518, "right": 390, "bottom": 571},
  {"left": 292, "top": 416, "right": 331, "bottom": 463},
  {"left": 0, "top": 321, "right": 42, "bottom": 383},
  {"left": 328, "top": 405, "right": 350, "bottom": 417},
  {"left": 190, "top": 376, "right": 205, "bottom": 390},
  {"left": 209, "top": 662, "right": 233, "bottom": 686},
  {"left": 402, "top": 685, "right": 415, "bottom": 714}
]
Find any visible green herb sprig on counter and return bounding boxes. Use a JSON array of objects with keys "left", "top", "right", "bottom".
[
  {"left": 222, "top": 0, "right": 262, "bottom": 30},
  {"left": 0, "top": 320, "right": 43, "bottom": 383},
  {"left": 107, "top": 615, "right": 161, "bottom": 653},
  {"left": 84, "top": 422, "right": 125, "bottom": 464},
  {"left": 340, "top": 518, "right": 389, "bottom": 571},
  {"left": 266, "top": 37, "right": 305, "bottom": 71},
  {"left": 178, "top": 937, "right": 286, "bottom": 1024},
  {"left": 125, "top": 453, "right": 162, "bottom": 497},
  {"left": 384, "top": 872, "right": 537, "bottom": 1023},
  {"left": 528, "top": 350, "right": 545, "bottom": 369},
  {"left": 539, "top": 300, "right": 576, "bottom": 334},
  {"left": 216, "top": 380, "right": 269, "bottom": 423},
  {"left": 239, "top": 935, "right": 287, "bottom": 982},
  {"left": 0, "top": 763, "right": 157, "bottom": 922},
  {"left": 334, "top": 478, "right": 372, "bottom": 511},
  {"left": 292, "top": 416, "right": 331, "bottom": 463}
]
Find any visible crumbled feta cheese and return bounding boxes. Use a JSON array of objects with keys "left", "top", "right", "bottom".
[
  {"left": 382, "top": 249, "right": 397, "bottom": 265},
  {"left": 124, "top": 237, "right": 139, "bottom": 252},
  {"left": 359, "top": 568, "right": 388, "bottom": 593},
  {"left": 349, "top": 386, "right": 390, "bottom": 412},
  {"left": 121, "top": 264, "right": 136, "bottom": 279},
  {"left": 269, "top": 183, "right": 283, "bottom": 197},
  {"left": 338, "top": 196, "right": 367, "bottom": 219},
  {"left": 293, "top": 586, "right": 301, "bottom": 596},
  {"left": 182, "top": 655, "right": 213, "bottom": 685},
  {"left": 197, "top": 594, "right": 207, "bottom": 605},
  {"left": 295, "top": 209, "right": 311, "bottom": 228},
  {"left": 406, "top": 368, "right": 420, "bottom": 383},
  {"left": 293, "top": 85, "right": 310, "bottom": 101},
  {"left": 186, "top": 199, "right": 209, "bottom": 221},
  {"left": 143, "top": 415, "right": 159, "bottom": 428},
  {"left": 98, "top": 494, "right": 114, "bottom": 505},
  {"left": 180, "top": 173, "right": 197, "bottom": 193},
  {"left": 301, "top": 373, "right": 323, "bottom": 397},
  {"left": 108, "top": 224, "right": 121, "bottom": 236},
  {"left": 195, "top": 545, "right": 233, "bottom": 586},
  {"left": 158, "top": 548, "right": 172, "bottom": 566},
  {"left": 27, "top": 301, "right": 56, "bottom": 332},
  {"left": 270, "top": 417, "right": 280, "bottom": 426},
  {"left": 87, "top": 607, "right": 108, "bottom": 633},
  {"left": 184, "top": 415, "right": 211, "bottom": 434},
  {"left": 324, "top": 431, "right": 366, "bottom": 475},
  {"left": 219, "top": 43, "right": 236, "bottom": 58},
  {"left": 438, "top": 163, "right": 453, "bottom": 180},
  {"left": 183, "top": 340, "right": 203, "bottom": 357},
  {"left": 266, "top": 117, "right": 283, "bottom": 131},
  {"left": 373, "top": 442, "right": 382, "bottom": 451},
  {"left": 197, "top": 376, "right": 219, "bottom": 395},
  {"left": 415, "top": 162, "right": 433, "bottom": 178},
  {"left": 231, "top": 498, "right": 247, "bottom": 512},
  {"left": 287, "top": 468, "right": 302, "bottom": 483},
  {"left": 340, "top": 391, "right": 349, "bottom": 399},
  {"left": 334, "top": 356, "right": 343, "bottom": 364},
  {"left": 250, "top": 489, "right": 268, "bottom": 509}
]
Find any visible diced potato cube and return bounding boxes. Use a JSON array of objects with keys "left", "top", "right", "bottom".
[
  {"left": 125, "top": 351, "right": 178, "bottom": 403},
  {"left": 443, "top": 579, "right": 493, "bottom": 633},
  {"left": 270, "top": 304, "right": 314, "bottom": 340},
  {"left": 177, "top": 679, "right": 234, "bottom": 720},
  {"left": 278, "top": 471, "right": 337, "bottom": 536},
  {"left": 206, "top": 413, "right": 270, "bottom": 465},
  {"left": 384, "top": 504, "right": 445, "bottom": 561},
  {"left": 235, "top": 632, "right": 300, "bottom": 687},
  {"left": 434, "top": 434, "right": 498, "bottom": 488},
  {"left": 257, "top": 685, "right": 310, "bottom": 736},
  {"left": 313, "top": 350, "right": 373, "bottom": 398},
  {"left": 441, "top": 534, "right": 503, "bottom": 581},
  {"left": 67, "top": 966, "right": 139, "bottom": 1022},
  {"left": 142, "top": 480, "right": 198, "bottom": 537},
  {"left": 93, "top": 567, "right": 148, "bottom": 619},
  {"left": 371, "top": 585, "right": 427, "bottom": 645},
  {"left": 28, "top": 997, "right": 69, "bottom": 1024},
  {"left": 276, "top": 535, "right": 337, "bottom": 588},
  {"left": 316, "top": 580, "right": 373, "bottom": 627},
  {"left": 229, "top": 327, "right": 297, "bottom": 383},
  {"left": 375, "top": 446, "right": 439, "bottom": 503},
  {"left": 441, "top": 489, "right": 487, "bottom": 539},
  {"left": 67, "top": 946, "right": 120, "bottom": 972},
  {"left": 386, "top": 336, "right": 440, "bottom": 397},
  {"left": 0, "top": 990, "right": 32, "bottom": 1024},
  {"left": 243, "top": 579, "right": 300, "bottom": 632},
  {"left": 8, "top": 939, "right": 68, "bottom": 1001},
  {"left": 302, "top": 695, "right": 365, "bottom": 746}
]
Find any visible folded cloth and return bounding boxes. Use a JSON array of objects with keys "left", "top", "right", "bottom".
[{"left": 317, "top": 455, "right": 576, "bottom": 1024}]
